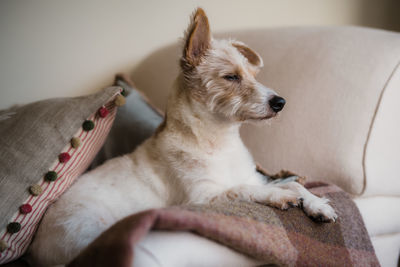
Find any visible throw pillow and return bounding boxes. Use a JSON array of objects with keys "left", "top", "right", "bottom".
[{"left": 0, "top": 86, "right": 124, "bottom": 264}]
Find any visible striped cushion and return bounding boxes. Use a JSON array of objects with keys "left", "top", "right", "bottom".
[{"left": 0, "top": 88, "right": 123, "bottom": 264}]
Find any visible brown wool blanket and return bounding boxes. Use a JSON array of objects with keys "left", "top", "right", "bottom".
[{"left": 68, "top": 182, "right": 380, "bottom": 267}]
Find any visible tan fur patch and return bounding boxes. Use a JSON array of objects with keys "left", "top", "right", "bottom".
[
  {"left": 233, "top": 43, "right": 262, "bottom": 67},
  {"left": 267, "top": 196, "right": 299, "bottom": 210},
  {"left": 226, "top": 190, "right": 239, "bottom": 200},
  {"left": 170, "top": 117, "right": 197, "bottom": 141}
]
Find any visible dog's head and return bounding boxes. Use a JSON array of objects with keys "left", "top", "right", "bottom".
[{"left": 180, "top": 8, "right": 285, "bottom": 122}]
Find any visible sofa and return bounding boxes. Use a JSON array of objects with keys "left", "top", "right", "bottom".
[
  {"left": 2, "top": 26, "right": 399, "bottom": 267},
  {"left": 128, "top": 26, "right": 400, "bottom": 267}
]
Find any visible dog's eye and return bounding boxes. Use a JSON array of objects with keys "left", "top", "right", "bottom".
[{"left": 223, "top": 74, "right": 240, "bottom": 82}]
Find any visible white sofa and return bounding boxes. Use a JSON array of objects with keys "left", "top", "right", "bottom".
[{"left": 130, "top": 26, "right": 400, "bottom": 267}]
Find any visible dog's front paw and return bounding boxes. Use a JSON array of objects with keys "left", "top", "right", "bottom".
[{"left": 302, "top": 197, "right": 338, "bottom": 223}]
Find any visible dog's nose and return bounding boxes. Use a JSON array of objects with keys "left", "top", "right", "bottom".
[{"left": 269, "top": 96, "right": 286, "bottom": 112}]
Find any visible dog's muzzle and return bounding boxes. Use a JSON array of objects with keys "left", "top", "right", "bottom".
[{"left": 269, "top": 96, "right": 286, "bottom": 112}]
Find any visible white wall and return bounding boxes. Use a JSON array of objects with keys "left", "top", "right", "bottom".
[{"left": 0, "top": 0, "right": 399, "bottom": 109}]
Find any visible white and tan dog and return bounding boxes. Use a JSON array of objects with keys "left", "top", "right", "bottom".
[{"left": 29, "top": 8, "right": 337, "bottom": 266}]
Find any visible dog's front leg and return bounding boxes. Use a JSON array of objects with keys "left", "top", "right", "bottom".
[
  {"left": 217, "top": 184, "right": 303, "bottom": 210},
  {"left": 188, "top": 181, "right": 302, "bottom": 210}
]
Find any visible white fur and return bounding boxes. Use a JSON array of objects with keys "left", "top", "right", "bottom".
[{"left": 28, "top": 9, "right": 337, "bottom": 266}]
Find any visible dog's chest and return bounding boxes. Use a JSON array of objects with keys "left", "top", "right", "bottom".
[{"left": 182, "top": 141, "right": 257, "bottom": 186}]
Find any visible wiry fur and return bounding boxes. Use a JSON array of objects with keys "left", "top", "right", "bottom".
[{"left": 28, "top": 8, "right": 337, "bottom": 266}]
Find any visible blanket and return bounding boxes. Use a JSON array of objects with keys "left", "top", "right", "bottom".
[{"left": 68, "top": 182, "right": 379, "bottom": 267}]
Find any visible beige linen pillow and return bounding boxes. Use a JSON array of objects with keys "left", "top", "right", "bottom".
[{"left": 0, "top": 86, "right": 123, "bottom": 264}]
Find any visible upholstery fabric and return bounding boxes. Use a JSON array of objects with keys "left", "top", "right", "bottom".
[
  {"left": 134, "top": 231, "right": 260, "bottom": 267},
  {"left": 371, "top": 233, "right": 400, "bottom": 267},
  {"left": 0, "top": 87, "right": 121, "bottom": 264},
  {"left": 354, "top": 196, "right": 400, "bottom": 237}
]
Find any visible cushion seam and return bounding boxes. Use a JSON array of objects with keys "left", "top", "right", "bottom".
[
  {"left": 361, "top": 59, "right": 400, "bottom": 195},
  {"left": 370, "top": 232, "right": 400, "bottom": 238}
]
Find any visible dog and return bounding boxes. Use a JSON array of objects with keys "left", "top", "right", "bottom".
[{"left": 29, "top": 8, "right": 337, "bottom": 266}]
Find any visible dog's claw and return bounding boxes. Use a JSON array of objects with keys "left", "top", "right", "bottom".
[
  {"left": 310, "top": 213, "right": 333, "bottom": 223},
  {"left": 307, "top": 208, "right": 338, "bottom": 223},
  {"left": 297, "top": 197, "right": 304, "bottom": 208}
]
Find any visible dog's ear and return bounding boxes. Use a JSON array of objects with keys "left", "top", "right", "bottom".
[
  {"left": 182, "top": 8, "right": 211, "bottom": 67},
  {"left": 232, "top": 42, "right": 264, "bottom": 68}
]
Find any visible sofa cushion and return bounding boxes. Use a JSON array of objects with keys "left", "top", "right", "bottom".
[
  {"left": 370, "top": 232, "right": 400, "bottom": 267},
  {"left": 134, "top": 231, "right": 260, "bottom": 267},
  {"left": 354, "top": 196, "right": 400, "bottom": 237},
  {"left": 0, "top": 86, "right": 122, "bottom": 264}
]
